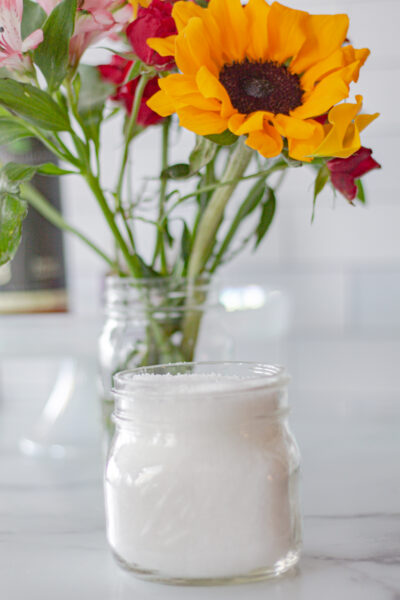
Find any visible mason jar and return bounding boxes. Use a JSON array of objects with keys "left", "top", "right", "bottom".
[{"left": 104, "top": 362, "right": 302, "bottom": 585}]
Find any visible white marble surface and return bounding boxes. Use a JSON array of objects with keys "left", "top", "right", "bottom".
[{"left": 0, "top": 340, "right": 400, "bottom": 599}]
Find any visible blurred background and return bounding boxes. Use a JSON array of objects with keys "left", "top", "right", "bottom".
[{"left": 0, "top": 0, "right": 397, "bottom": 450}]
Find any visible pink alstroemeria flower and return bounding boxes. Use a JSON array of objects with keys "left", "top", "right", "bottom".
[
  {"left": 0, "top": 0, "right": 43, "bottom": 71},
  {"left": 37, "top": 0, "right": 131, "bottom": 67}
]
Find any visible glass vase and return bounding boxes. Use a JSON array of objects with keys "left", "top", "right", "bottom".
[{"left": 98, "top": 276, "right": 232, "bottom": 442}]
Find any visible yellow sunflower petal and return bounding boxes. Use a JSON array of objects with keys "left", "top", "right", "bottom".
[
  {"left": 195, "top": 66, "right": 235, "bottom": 119},
  {"left": 159, "top": 74, "right": 221, "bottom": 111},
  {"left": 290, "top": 13, "right": 349, "bottom": 74},
  {"left": 288, "top": 125, "right": 325, "bottom": 162},
  {"left": 147, "top": 35, "right": 176, "bottom": 57},
  {"left": 267, "top": 2, "right": 307, "bottom": 64},
  {"left": 208, "top": 0, "right": 248, "bottom": 62},
  {"left": 244, "top": 0, "right": 271, "bottom": 61},
  {"left": 228, "top": 111, "right": 267, "bottom": 136},
  {"left": 356, "top": 112, "right": 379, "bottom": 132},
  {"left": 311, "top": 95, "right": 375, "bottom": 158},
  {"left": 246, "top": 125, "right": 283, "bottom": 159},
  {"left": 292, "top": 69, "right": 351, "bottom": 119},
  {"left": 146, "top": 90, "right": 176, "bottom": 117},
  {"left": 172, "top": 0, "right": 203, "bottom": 32},
  {"left": 177, "top": 106, "right": 228, "bottom": 135},
  {"left": 174, "top": 17, "right": 218, "bottom": 77},
  {"left": 273, "top": 114, "right": 318, "bottom": 140},
  {"left": 342, "top": 46, "right": 370, "bottom": 82}
]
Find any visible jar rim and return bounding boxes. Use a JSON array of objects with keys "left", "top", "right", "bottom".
[{"left": 112, "top": 361, "right": 290, "bottom": 399}]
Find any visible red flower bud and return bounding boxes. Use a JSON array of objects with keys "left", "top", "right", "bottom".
[
  {"left": 126, "top": 0, "right": 177, "bottom": 71},
  {"left": 98, "top": 55, "right": 164, "bottom": 126},
  {"left": 326, "top": 147, "right": 381, "bottom": 202}
]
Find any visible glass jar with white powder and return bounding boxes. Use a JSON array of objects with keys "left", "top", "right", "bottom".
[{"left": 105, "top": 362, "right": 302, "bottom": 585}]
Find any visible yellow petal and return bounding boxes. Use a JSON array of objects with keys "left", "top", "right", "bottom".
[
  {"left": 147, "top": 35, "right": 176, "bottom": 57},
  {"left": 159, "top": 74, "right": 220, "bottom": 111},
  {"left": 228, "top": 111, "right": 267, "bottom": 136},
  {"left": 172, "top": 0, "right": 203, "bottom": 32},
  {"left": 293, "top": 70, "right": 350, "bottom": 119},
  {"left": 177, "top": 106, "right": 228, "bottom": 135},
  {"left": 195, "top": 66, "right": 235, "bottom": 119},
  {"left": 175, "top": 17, "right": 218, "bottom": 77},
  {"left": 291, "top": 13, "right": 349, "bottom": 74},
  {"left": 288, "top": 125, "right": 325, "bottom": 162},
  {"left": 146, "top": 90, "right": 175, "bottom": 117},
  {"left": 244, "top": 0, "right": 271, "bottom": 61},
  {"left": 356, "top": 112, "right": 379, "bottom": 132},
  {"left": 267, "top": 2, "right": 307, "bottom": 64},
  {"left": 311, "top": 95, "right": 377, "bottom": 158},
  {"left": 208, "top": 0, "right": 248, "bottom": 62},
  {"left": 273, "top": 114, "right": 318, "bottom": 140},
  {"left": 246, "top": 124, "right": 283, "bottom": 158}
]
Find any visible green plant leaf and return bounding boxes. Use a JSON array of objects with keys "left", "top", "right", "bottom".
[
  {"left": 0, "top": 79, "right": 70, "bottom": 131},
  {"left": 312, "top": 163, "right": 330, "bottom": 221},
  {"left": 189, "top": 136, "right": 217, "bottom": 174},
  {"left": 124, "top": 60, "right": 142, "bottom": 83},
  {"left": 180, "top": 222, "right": 192, "bottom": 271},
  {"left": 34, "top": 0, "right": 77, "bottom": 92},
  {"left": 211, "top": 178, "right": 267, "bottom": 271},
  {"left": 162, "top": 163, "right": 191, "bottom": 180},
  {"left": 77, "top": 65, "right": 113, "bottom": 150},
  {"left": 254, "top": 187, "right": 276, "bottom": 249},
  {"left": 0, "top": 193, "right": 28, "bottom": 266},
  {"left": 205, "top": 130, "right": 238, "bottom": 146},
  {"left": 21, "top": 0, "right": 46, "bottom": 39},
  {"left": 0, "top": 118, "right": 31, "bottom": 146},
  {"left": 2, "top": 163, "right": 37, "bottom": 183},
  {"left": 356, "top": 179, "right": 366, "bottom": 204}
]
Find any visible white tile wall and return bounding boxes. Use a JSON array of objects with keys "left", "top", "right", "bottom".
[{"left": 60, "top": 0, "right": 399, "bottom": 335}]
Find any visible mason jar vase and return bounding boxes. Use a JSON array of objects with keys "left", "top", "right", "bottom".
[{"left": 104, "top": 361, "right": 302, "bottom": 585}]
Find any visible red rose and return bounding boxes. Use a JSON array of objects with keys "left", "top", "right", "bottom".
[
  {"left": 126, "top": 0, "right": 177, "bottom": 70},
  {"left": 98, "top": 55, "right": 132, "bottom": 86},
  {"left": 326, "top": 147, "right": 381, "bottom": 202},
  {"left": 98, "top": 55, "right": 163, "bottom": 126}
]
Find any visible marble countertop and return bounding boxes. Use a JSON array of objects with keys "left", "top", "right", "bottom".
[{"left": 0, "top": 338, "right": 399, "bottom": 600}]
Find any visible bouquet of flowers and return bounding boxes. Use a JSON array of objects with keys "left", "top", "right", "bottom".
[{"left": 0, "top": 0, "right": 380, "bottom": 368}]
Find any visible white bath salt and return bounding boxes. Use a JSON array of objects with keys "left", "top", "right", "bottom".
[{"left": 105, "top": 373, "right": 301, "bottom": 581}]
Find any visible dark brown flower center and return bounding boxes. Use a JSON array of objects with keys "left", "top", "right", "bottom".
[{"left": 219, "top": 59, "right": 304, "bottom": 115}]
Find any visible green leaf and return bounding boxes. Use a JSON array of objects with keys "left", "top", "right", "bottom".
[
  {"left": 34, "top": 0, "right": 77, "bottom": 92},
  {"left": 21, "top": 0, "right": 46, "bottom": 39},
  {"left": 205, "top": 130, "right": 238, "bottom": 146},
  {"left": 0, "top": 118, "right": 31, "bottom": 146},
  {"left": 0, "top": 193, "right": 28, "bottom": 266},
  {"left": 312, "top": 163, "right": 330, "bottom": 221},
  {"left": 77, "top": 65, "right": 113, "bottom": 150},
  {"left": 124, "top": 60, "right": 142, "bottom": 83},
  {"left": 162, "top": 163, "right": 191, "bottom": 179},
  {"left": 189, "top": 136, "right": 217, "bottom": 174},
  {"left": 180, "top": 222, "right": 192, "bottom": 269},
  {"left": 356, "top": 179, "right": 366, "bottom": 204},
  {"left": 0, "top": 79, "right": 70, "bottom": 131},
  {"left": 37, "top": 163, "right": 77, "bottom": 176},
  {"left": 254, "top": 188, "right": 276, "bottom": 249},
  {"left": 211, "top": 178, "right": 267, "bottom": 271},
  {"left": 2, "top": 163, "right": 37, "bottom": 183}
]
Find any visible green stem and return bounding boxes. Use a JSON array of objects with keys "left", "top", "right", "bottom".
[
  {"left": 152, "top": 117, "right": 170, "bottom": 273},
  {"left": 85, "top": 172, "right": 142, "bottom": 278},
  {"left": 187, "top": 138, "right": 254, "bottom": 279},
  {"left": 115, "top": 73, "right": 150, "bottom": 205},
  {"left": 21, "top": 182, "right": 119, "bottom": 272}
]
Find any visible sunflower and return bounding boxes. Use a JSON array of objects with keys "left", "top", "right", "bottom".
[{"left": 146, "top": 0, "right": 378, "bottom": 160}]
